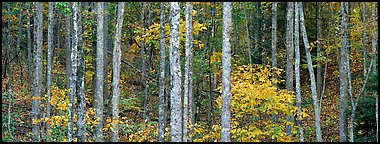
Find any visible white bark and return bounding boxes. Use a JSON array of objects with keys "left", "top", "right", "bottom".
[
  {"left": 221, "top": 2, "right": 232, "bottom": 142},
  {"left": 169, "top": 2, "right": 182, "bottom": 142},
  {"left": 298, "top": 2, "right": 322, "bottom": 142}
]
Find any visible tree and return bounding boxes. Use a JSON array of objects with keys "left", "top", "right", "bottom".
[
  {"left": 111, "top": 2, "right": 125, "bottom": 142},
  {"left": 15, "top": 2, "right": 23, "bottom": 81},
  {"left": 338, "top": 2, "right": 349, "bottom": 142},
  {"left": 158, "top": 2, "right": 167, "bottom": 142},
  {"left": 316, "top": 2, "right": 322, "bottom": 98},
  {"left": 271, "top": 2, "right": 277, "bottom": 85},
  {"left": 221, "top": 2, "right": 232, "bottom": 142},
  {"left": 68, "top": 2, "right": 79, "bottom": 142},
  {"left": 77, "top": 2, "right": 86, "bottom": 142},
  {"left": 183, "top": 2, "right": 193, "bottom": 142},
  {"left": 95, "top": 2, "right": 105, "bottom": 142},
  {"left": 298, "top": 2, "right": 322, "bottom": 142},
  {"left": 26, "top": 2, "right": 32, "bottom": 87},
  {"left": 285, "top": 2, "right": 294, "bottom": 137},
  {"left": 169, "top": 2, "right": 182, "bottom": 142},
  {"left": 46, "top": 2, "right": 54, "bottom": 141},
  {"left": 65, "top": 3, "right": 72, "bottom": 91},
  {"left": 32, "top": 2, "right": 43, "bottom": 141},
  {"left": 294, "top": 2, "right": 304, "bottom": 142}
]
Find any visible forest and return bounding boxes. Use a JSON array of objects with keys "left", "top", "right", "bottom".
[{"left": 1, "top": 2, "right": 378, "bottom": 142}]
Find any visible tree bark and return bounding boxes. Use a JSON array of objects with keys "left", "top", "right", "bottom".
[
  {"left": 339, "top": 2, "right": 349, "bottom": 142},
  {"left": 26, "top": 2, "right": 32, "bottom": 88},
  {"left": 111, "top": 2, "right": 124, "bottom": 142},
  {"left": 316, "top": 2, "right": 322, "bottom": 98},
  {"left": 221, "top": 2, "right": 232, "bottom": 142},
  {"left": 183, "top": 2, "right": 193, "bottom": 142},
  {"left": 32, "top": 2, "right": 43, "bottom": 141},
  {"left": 95, "top": 2, "right": 105, "bottom": 142},
  {"left": 298, "top": 2, "right": 323, "bottom": 142},
  {"left": 362, "top": 3, "right": 367, "bottom": 97},
  {"left": 16, "top": 2, "right": 23, "bottom": 82},
  {"left": 294, "top": 2, "right": 304, "bottom": 142},
  {"left": 158, "top": 2, "right": 167, "bottom": 142},
  {"left": 285, "top": 2, "right": 294, "bottom": 137},
  {"left": 46, "top": 3, "right": 54, "bottom": 141},
  {"left": 103, "top": 2, "right": 110, "bottom": 122},
  {"left": 77, "top": 2, "right": 86, "bottom": 142},
  {"left": 169, "top": 2, "right": 182, "bottom": 142}
]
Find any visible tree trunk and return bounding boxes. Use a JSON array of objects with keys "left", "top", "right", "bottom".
[
  {"left": 32, "top": 2, "right": 43, "bottom": 141},
  {"left": 140, "top": 2, "right": 149, "bottom": 121},
  {"left": 169, "top": 2, "right": 182, "bottom": 142},
  {"left": 77, "top": 2, "right": 86, "bottom": 142},
  {"left": 362, "top": 3, "right": 367, "bottom": 97},
  {"left": 183, "top": 2, "right": 193, "bottom": 142},
  {"left": 158, "top": 2, "right": 167, "bottom": 142},
  {"left": 111, "top": 2, "right": 124, "bottom": 142},
  {"left": 316, "top": 2, "right": 322, "bottom": 98},
  {"left": 66, "top": 3, "right": 72, "bottom": 91},
  {"left": 339, "top": 2, "right": 349, "bottom": 142},
  {"left": 271, "top": 3, "right": 278, "bottom": 141},
  {"left": 46, "top": 3, "right": 54, "bottom": 141},
  {"left": 16, "top": 2, "right": 24, "bottom": 82},
  {"left": 294, "top": 2, "right": 304, "bottom": 141},
  {"left": 95, "top": 2, "right": 105, "bottom": 142},
  {"left": 103, "top": 2, "right": 110, "bottom": 122},
  {"left": 285, "top": 2, "right": 294, "bottom": 137},
  {"left": 26, "top": 2, "right": 32, "bottom": 88},
  {"left": 221, "top": 2, "right": 232, "bottom": 142},
  {"left": 298, "top": 2, "right": 323, "bottom": 142}
]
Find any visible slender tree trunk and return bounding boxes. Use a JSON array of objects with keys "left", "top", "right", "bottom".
[
  {"left": 338, "top": 2, "right": 349, "bottom": 142},
  {"left": 27, "top": 2, "right": 32, "bottom": 88},
  {"left": 32, "top": 2, "right": 43, "bottom": 141},
  {"left": 362, "top": 3, "right": 367, "bottom": 97},
  {"left": 285, "top": 2, "right": 294, "bottom": 137},
  {"left": 298, "top": 2, "right": 322, "bottom": 142},
  {"left": 77, "top": 2, "right": 86, "bottom": 142},
  {"left": 95, "top": 2, "right": 105, "bottom": 142},
  {"left": 111, "top": 2, "right": 124, "bottom": 142},
  {"left": 16, "top": 2, "right": 23, "bottom": 82},
  {"left": 294, "top": 2, "right": 304, "bottom": 141},
  {"left": 183, "top": 2, "right": 193, "bottom": 142},
  {"left": 140, "top": 2, "right": 148, "bottom": 120},
  {"left": 221, "top": 2, "right": 232, "bottom": 142},
  {"left": 169, "top": 2, "right": 182, "bottom": 142},
  {"left": 256, "top": 3, "right": 262, "bottom": 64},
  {"left": 66, "top": 3, "right": 72, "bottom": 91},
  {"left": 6, "top": 3, "right": 14, "bottom": 140},
  {"left": 103, "top": 2, "right": 110, "bottom": 122},
  {"left": 158, "top": 2, "right": 167, "bottom": 142},
  {"left": 316, "top": 2, "right": 322, "bottom": 98},
  {"left": 68, "top": 2, "right": 79, "bottom": 142},
  {"left": 271, "top": 4, "right": 278, "bottom": 140},
  {"left": 55, "top": 9, "right": 61, "bottom": 84},
  {"left": 45, "top": 3, "right": 54, "bottom": 141}
]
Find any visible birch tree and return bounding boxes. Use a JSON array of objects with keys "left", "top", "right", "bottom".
[
  {"left": 169, "top": 2, "right": 182, "bottom": 142},
  {"left": 294, "top": 2, "right": 304, "bottom": 142},
  {"left": 95, "top": 2, "right": 105, "bottom": 142},
  {"left": 298, "top": 2, "right": 322, "bottom": 141},
  {"left": 221, "top": 2, "right": 232, "bottom": 142},
  {"left": 183, "top": 2, "right": 193, "bottom": 142},
  {"left": 32, "top": 2, "right": 43, "bottom": 141},
  {"left": 26, "top": 2, "right": 32, "bottom": 87}
]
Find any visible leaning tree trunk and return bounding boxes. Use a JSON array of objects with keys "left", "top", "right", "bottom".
[
  {"left": 95, "top": 2, "right": 105, "bottom": 142},
  {"left": 158, "top": 2, "right": 167, "bottom": 142},
  {"left": 32, "top": 2, "right": 43, "bottom": 142},
  {"left": 169, "top": 2, "right": 182, "bottom": 142},
  {"left": 294, "top": 2, "right": 304, "bottom": 141},
  {"left": 339, "top": 2, "right": 349, "bottom": 142},
  {"left": 46, "top": 3, "right": 54, "bottom": 141},
  {"left": 183, "top": 2, "right": 193, "bottom": 142},
  {"left": 285, "top": 2, "right": 294, "bottom": 137},
  {"left": 110, "top": 2, "right": 124, "bottom": 142},
  {"left": 221, "top": 2, "right": 232, "bottom": 142},
  {"left": 298, "top": 2, "right": 323, "bottom": 142}
]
